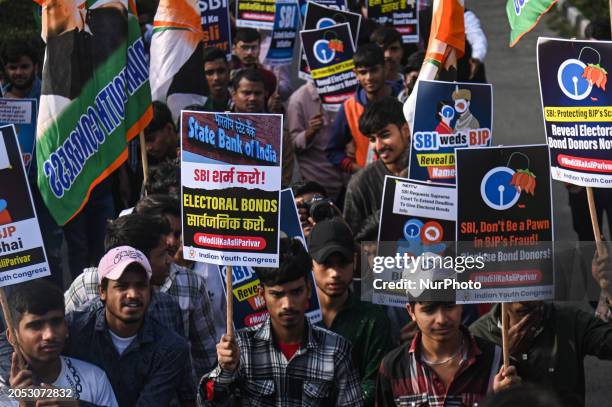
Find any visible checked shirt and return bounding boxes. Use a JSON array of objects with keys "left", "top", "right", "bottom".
[{"left": 198, "top": 316, "right": 364, "bottom": 406}]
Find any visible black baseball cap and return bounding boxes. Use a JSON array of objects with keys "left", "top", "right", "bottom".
[{"left": 307, "top": 220, "right": 355, "bottom": 264}]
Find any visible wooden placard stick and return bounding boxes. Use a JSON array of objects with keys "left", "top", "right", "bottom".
[
  {"left": 139, "top": 130, "right": 149, "bottom": 196},
  {"left": 586, "top": 187, "right": 605, "bottom": 257},
  {"left": 501, "top": 302, "right": 510, "bottom": 369},
  {"left": 226, "top": 265, "right": 234, "bottom": 337},
  {"left": 609, "top": 0, "right": 612, "bottom": 42}
]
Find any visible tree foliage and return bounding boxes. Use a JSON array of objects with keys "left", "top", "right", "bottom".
[{"left": 0, "top": 0, "right": 39, "bottom": 49}]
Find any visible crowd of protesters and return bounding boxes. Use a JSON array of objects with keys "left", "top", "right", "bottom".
[{"left": 0, "top": 0, "right": 612, "bottom": 406}]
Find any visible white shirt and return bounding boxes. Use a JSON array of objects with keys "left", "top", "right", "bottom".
[
  {"left": 108, "top": 330, "right": 136, "bottom": 356},
  {"left": 465, "top": 10, "right": 488, "bottom": 62},
  {"left": 1, "top": 356, "right": 118, "bottom": 407}
]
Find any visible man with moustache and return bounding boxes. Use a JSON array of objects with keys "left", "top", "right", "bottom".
[
  {"left": 230, "top": 69, "right": 267, "bottom": 114},
  {"left": 202, "top": 47, "right": 231, "bottom": 113},
  {"left": 65, "top": 246, "right": 191, "bottom": 407},
  {"left": 198, "top": 238, "right": 363, "bottom": 406},
  {"left": 230, "top": 68, "right": 293, "bottom": 185},
  {"left": 1, "top": 42, "right": 40, "bottom": 99},
  {"left": 64, "top": 212, "right": 218, "bottom": 383},
  {"left": 452, "top": 88, "right": 480, "bottom": 132}
]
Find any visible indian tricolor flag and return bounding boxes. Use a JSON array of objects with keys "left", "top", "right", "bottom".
[
  {"left": 150, "top": 0, "right": 207, "bottom": 122},
  {"left": 34, "top": 0, "right": 152, "bottom": 225},
  {"left": 422, "top": 0, "right": 465, "bottom": 80},
  {"left": 404, "top": 0, "right": 465, "bottom": 127}
]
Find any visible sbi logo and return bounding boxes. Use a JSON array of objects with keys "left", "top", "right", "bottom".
[
  {"left": 413, "top": 132, "right": 438, "bottom": 151},
  {"left": 313, "top": 40, "right": 335, "bottom": 64},
  {"left": 514, "top": 0, "right": 529, "bottom": 16}
]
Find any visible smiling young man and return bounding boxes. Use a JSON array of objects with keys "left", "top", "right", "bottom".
[
  {"left": 1, "top": 279, "right": 118, "bottom": 406},
  {"left": 65, "top": 214, "right": 174, "bottom": 311},
  {"left": 376, "top": 267, "right": 521, "bottom": 407},
  {"left": 198, "top": 238, "right": 363, "bottom": 406},
  {"left": 343, "top": 96, "right": 410, "bottom": 237},
  {"left": 309, "top": 220, "right": 393, "bottom": 406},
  {"left": 64, "top": 212, "right": 218, "bottom": 384},
  {"left": 65, "top": 246, "right": 191, "bottom": 407},
  {"left": 326, "top": 43, "right": 402, "bottom": 174}
]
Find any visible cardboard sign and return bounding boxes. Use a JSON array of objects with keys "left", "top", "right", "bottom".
[
  {"left": 181, "top": 111, "right": 282, "bottom": 267},
  {"left": 218, "top": 189, "right": 322, "bottom": 330},
  {"left": 455, "top": 145, "right": 554, "bottom": 303},
  {"left": 373, "top": 176, "right": 456, "bottom": 307},
  {"left": 367, "top": 0, "right": 419, "bottom": 43},
  {"left": 236, "top": 0, "right": 276, "bottom": 30},
  {"left": 0, "top": 125, "right": 51, "bottom": 287},
  {"left": 265, "top": 0, "right": 300, "bottom": 66},
  {"left": 199, "top": 0, "right": 232, "bottom": 57},
  {"left": 299, "top": 2, "right": 361, "bottom": 80},
  {"left": 300, "top": 23, "right": 358, "bottom": 110},
  {"left": 409, "top": 80, "right": 493, "bottom": 184},
  {"left": 0, "top": 99, "right": 37, "bottom": 173},
  {"left": 537, "top": 38, "right": 612, "bottom": 188},
  {"left": 298, "top": 0, "right": 347, "bottom": 18}
]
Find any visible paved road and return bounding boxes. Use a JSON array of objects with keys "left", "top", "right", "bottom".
[
  {"left": 470, "top": 2, "right": 612, "bottom": 405},
  {"left": 471, "top": 0, "right": 575, "bottom": 242}
]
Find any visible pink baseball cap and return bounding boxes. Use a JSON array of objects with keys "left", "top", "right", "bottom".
[{"left": 97, "top": 246, "right": 152, "bottom": 282}]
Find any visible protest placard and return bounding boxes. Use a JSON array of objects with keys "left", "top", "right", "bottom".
[
  {"left": 299, "top": 2, "right": 361, "bottom": 79},
  {"left": 408, "top": 80, "right": 493, "bottom": 184},
  {"left": 218, "top": 189, "right": 322, "bottom": 330},
  {"left": 300, "top": 23, "right": 358, "bottom": 110},
  {"left": 181, "top": 111, "right": 282, "bottom": 268},
  {"left": 199, "top": 0, "right": 232, "bottom": 56},
  {"left": 236, "top": 0, "right": 276, "bottom": 30},
  {"left": 367, "top": 0, "right": 419, "bottom": 43},
  {"left": 455, "top": 145, "right": 554, "bottom": 303},
  {"left": 537, "top": 38, "right": 612, "bottom": 188},
  {"left": 298, "top": 0, "right": 347, "bottom": 18},
  {"left": 0, "top": 98, "right": 37, "bottom": 172},
  {"left": 0, "top": 125, "right": 50, "bottom": 287},
  {"left": 265, "top": 0, "right": 300, "bottom": 66},
  {"left": 371, "top": 176, "right": 456, "bottom": 307}
]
